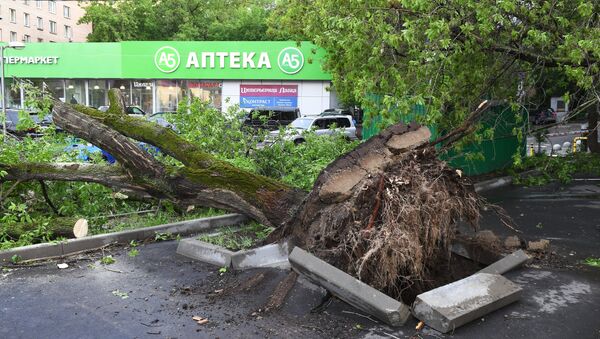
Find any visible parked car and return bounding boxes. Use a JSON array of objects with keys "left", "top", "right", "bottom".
[
  {"left": 97, "top": 105, "right": 147, "bottom": 117},
  {"left": 148, "top": 111, "right": 178, "bottom": 130},
  {"left": 244, "top": 106, "right": 300, "bottom": 131},
  {"left": 264, "top": 115, "right": 357, "bottom": 145},
  {"left": 533, "top": 108, "right": 557, "bottom": 125},
  {"left": 4, "top": 108, "right": 54, "bottom": 136}
]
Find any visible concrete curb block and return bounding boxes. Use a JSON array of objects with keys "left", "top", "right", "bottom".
[
  {"left": 412, "top": 273, "right": 522, "bottom": 333},
  {"left": 231, "top": 241, "right": 290, "bottom": 270},
  {"left": 289, "top": 247, "right": 411, "bottom": 327},
  {"left": 0, "top": 213, "right": 247, "bottom": 264},
  {"left": 478, "top": 249, "right": 530, "bottom": 275},
  {"left": 176, "top": 239, "right": 234, "bottom": 267},
  {"left": 474, "top": 176, "right": 513, "bottom": 193},
  {"left": 176, "top": 237, "right": 291, "bottom": 270}
]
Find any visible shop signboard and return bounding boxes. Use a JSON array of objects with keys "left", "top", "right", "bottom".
[
  {"left": 239, "top": 84, "right": 298, "bottom": 108},
  {"left": 3, "top": 41, "right": 330, "bottom": 81}
]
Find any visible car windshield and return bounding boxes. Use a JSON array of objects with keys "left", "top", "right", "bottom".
[{"left": 290, "top": 118, "right": 313, "bottom": 129}]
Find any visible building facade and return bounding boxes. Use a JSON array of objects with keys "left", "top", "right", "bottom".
[
  {"left": 3, "top": 41, "right": 338, "bottom": 116},
  {"left": 0, "top": 0, "right": 91, "bottom": 44}
]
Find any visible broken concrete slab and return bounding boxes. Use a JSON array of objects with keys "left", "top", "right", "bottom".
[
  {"left": 479, "top": 250, "right": 530, "bottom": 275},
  {"left": 231, "top": 241, "right": 290, "bottom": 270},
  {"left": 288, "top": 247, "right": 411, "bottom": 326},
  {"left": 176, "top": 238, "right": 234, "bottom": 267},
  {"left": 412, "top": 273, "right": 521, "bottom": 333}
]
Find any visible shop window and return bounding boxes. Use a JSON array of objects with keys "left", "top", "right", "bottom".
[
  {"left": 180, "top": 80, "right": 222, "bottom": 110},
  {"left": 156, "top": 80, "right": 178, "bottom": 112},
  {"left": 131, "top": 80, "right": 153, "bottom": 114},
  {"left": 88, "top": 80, "right": 108, "bottom": 109},
  {"left": 6, "top": 79, "right": 23, "bottom": 109},
  {"left": 108, "top": 80, "right": 132, "bottom": 105},
  {"left": 65, "top": 80, "right": 85, "bottom": 105},
  {"left": 42, "top": 79, "right": 65, "bottom": 102}
]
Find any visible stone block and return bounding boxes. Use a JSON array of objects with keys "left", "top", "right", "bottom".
[
  {"left": 231, "top": 242, "right": 290, "bottom": 270},
  {"left": 412, "top": 273, "right": 521, "bottom": 333},
  {"left": 288, "top": 247, "right": 411, "bottom": 326},
  {"left": 0, "top": 243, "right": 63, "bottom": 263},
  {"left": 479, "top": 250, "right": 530, "bottom": 275},
  {"left": 176, "top": 238, "right": 234, "bottom": 267}
]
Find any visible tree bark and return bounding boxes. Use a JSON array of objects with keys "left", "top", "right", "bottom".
[
  {"left": 2, "top": 217, "right": 81, "bottom": 239},
  {"left": 588, "top": 103, "right": 600, "bottom": 153}
]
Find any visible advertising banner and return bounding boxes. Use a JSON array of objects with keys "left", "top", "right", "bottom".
[{"left": 239, "top": 84, "right": 298, "bottom": 108}]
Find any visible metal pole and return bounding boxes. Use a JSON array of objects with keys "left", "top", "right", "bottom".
[{"left": 1, "top": 46, "right": 6, "bottom": 142}]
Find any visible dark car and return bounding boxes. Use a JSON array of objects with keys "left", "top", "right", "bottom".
[
  {"left": 533, "top": 108, "right": 557, "bottom": 125},
  {"left": 244, "top": 106, "right": 300, "bottom": 131}
]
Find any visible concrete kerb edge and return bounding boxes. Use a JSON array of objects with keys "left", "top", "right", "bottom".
[{"left": 0, "top": 213, "right": 248, "bottom": 264}]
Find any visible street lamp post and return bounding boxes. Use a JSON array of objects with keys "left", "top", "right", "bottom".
[{"left": 1, "top": 41, "right": 26, "bottom": 142}]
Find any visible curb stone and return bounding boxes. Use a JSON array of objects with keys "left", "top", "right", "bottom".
[{"left": 0, "top": 213, "right": 247, "bottom": 264}]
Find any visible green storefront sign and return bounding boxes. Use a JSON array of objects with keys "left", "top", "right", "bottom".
[{"left": 3, "top": 41, "right": 330, "bottom": 80}]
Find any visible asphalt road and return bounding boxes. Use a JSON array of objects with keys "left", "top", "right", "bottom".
[{"left": 1, "top": 181, "right": 599, "bottom": 339}]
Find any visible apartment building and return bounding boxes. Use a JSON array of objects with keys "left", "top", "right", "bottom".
[{"left": 0, "top": 0, "right": 91, "bottom": 43}]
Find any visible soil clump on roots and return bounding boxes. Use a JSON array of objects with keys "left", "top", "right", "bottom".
[{"left": 286, "top": 147, "right": 486, "bottom": 304}]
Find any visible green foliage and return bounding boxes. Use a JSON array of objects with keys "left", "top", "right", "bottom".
[
  {"left": 11, "top": 254, "right": 21, "bottom": 264},
  {"left": 270, "top": 0, "right": 600, "bottom": 144},
  {"left": 127, "top": 248, "right": 139, "bottom": 257},
  {"left": 513, "top": 153, "right": 600, "bottom": 186},
  {"left": 100, "top": 255, "right": 116, "bottom": 265},
  {"left": 111, "top": 289, "right": 129, "bottom": 299},
  {"left": 583, "top": 258, "right": 600, "bottom": 267},
  {"left": 253, "top": 131, "right": 360, "bottom": 190},
  {"left": 79, "top": 0, "right": 281, "bottom": 42}
]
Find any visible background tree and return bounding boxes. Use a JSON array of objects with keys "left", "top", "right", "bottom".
[
  {"left": 79, "top": 0, "right": 279, "bottom": 41},
  {"left": 269, "top": 0, "right": 600, "bottom": 150}
]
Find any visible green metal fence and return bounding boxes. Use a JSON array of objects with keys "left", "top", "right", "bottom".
[{"left": 362, "top": 103, "right": 526, "bottom": 176}]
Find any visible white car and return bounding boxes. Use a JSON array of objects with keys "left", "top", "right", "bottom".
[{"left": 265, "top": 115, "right": 358, "bottom": 145}]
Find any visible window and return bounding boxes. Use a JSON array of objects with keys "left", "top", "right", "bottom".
[
  {"left": 64, "top": 25, "right": 72, "bottom": 39},
  {"left": 48, "top": 1, "right": 56, "bottom": 14},
  {"left": 24, "top": 35, "right": 31, "bottom": 43},
  {"left": 0, "top": 29, "right": 2, "bottom": 41},
  {"left": 36, "top": 17, "right": 43, "bottom": 30},
  {"left": 37, "top": 38, "right": 43, "bottom": 42},
  {"left": 50, "top": 20, "right": 57, "bottom": 34},
  {"left": 24, "top": 13, "right": 30, "bottom": 27},
  {"left": 23, "top": 0, "right": 30, "bottom": 5},
  {"left": 63, "top": 5, "right": 70, "bottom": 18},
  {"left": 10, "top": 9, "right": 17, "bottom": 23},
  {"left": 36, "top": 0, "right": 43, "bottom": 9},
  {"left": 10, "top": 31, "right": 17, "bottom": 42}
]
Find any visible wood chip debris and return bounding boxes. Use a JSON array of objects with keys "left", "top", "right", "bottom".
[
  {"left": 57, "top": 263, "right": 69, "bottom": 269},
  {"left": 416, "top": 321, "right": 424, "bottom": 330},
  {"left": 192, "top": 316, "right": 209, "bottom": 325}
]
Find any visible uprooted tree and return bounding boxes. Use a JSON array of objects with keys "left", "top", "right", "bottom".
[{"left": 0, "top": 89, "right": 494, "bottom": 302}]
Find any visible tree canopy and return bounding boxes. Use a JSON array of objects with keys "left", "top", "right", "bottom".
[
  {"left": 270, "top": 0, "right": 599, "bottom": 133},
  {"left": 79, "top": 0, "right": 278, "bottom": 41}
]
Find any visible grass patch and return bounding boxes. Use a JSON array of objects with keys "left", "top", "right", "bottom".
[
  {"left": 197, "top": 222, "right": 273, "bottom": 251},
  {"left": 583, "top": 258, "right": 600, "bottom": 267}
]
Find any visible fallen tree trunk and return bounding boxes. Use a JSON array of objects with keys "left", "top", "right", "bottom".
[
  {"left": 1, "top": 217, "right": 84, "bottom": 239},
  {"left": 0, "top": 89, "right": 493, "bottom": 301}
]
